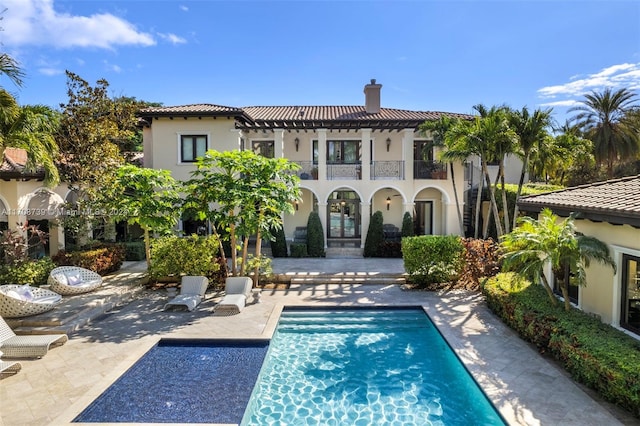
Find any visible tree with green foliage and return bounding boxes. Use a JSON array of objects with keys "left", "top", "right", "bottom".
[
  {"left": 401, "top": 211, "right": 414, "bottom": 237},
  {"left": 570, "top": 88, "right": 640, "bottom": 178},
  {"left": 508, "top": 106, "right": 554, "bottom": 229},
  {"left": 100, "top": 164, "right": 182, "bottom": 270},
  {"left": 185, "top": 150, "right": 300, "bottom": 282},
  {"left": 306, "top": 211, "right": 325, "bottom": 257},
  {"left": 500, "top": 208, "right": 616, "bottom": 311},
  {"left": 364, "top": 210, "right": 384, "bottom": 257}
]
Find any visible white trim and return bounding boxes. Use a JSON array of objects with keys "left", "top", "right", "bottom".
[{"left": 611, "top": 244, "right": 640, "bottom": 332}]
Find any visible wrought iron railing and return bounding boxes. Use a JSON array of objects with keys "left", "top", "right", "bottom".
[
  {"left": 413, "top": 161, "right": 447, "bottom": 179},
  {"left": 370, "top": 161, "right": 404, "bottom": 180},
  {"left": 294, "top": 161, "right": 318, "bottom": 180},
  {"left": 327, "top": 163, "right": 361, "bottom": 180}
]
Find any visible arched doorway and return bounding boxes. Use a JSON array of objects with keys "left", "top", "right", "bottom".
[{"left": 327, "top": 189, "right": 360, "bottom": 247}]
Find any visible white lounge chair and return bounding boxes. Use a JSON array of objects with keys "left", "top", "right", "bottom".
[
  {"left": 0, "top": 350, "right": 21, "bottom": 378},
  {"left": 0, "top": 316, "right": 68, "bottom": 358},
  {"left": 164, "top": 276, "right": 209, "bottom": 311},
  {"left": 213, "top": 277, "right": 253, "bottom": 316},
  {"left": 48, "top": 266, "right": 103, "bottom": 296},
  {"left": 0, "top": 284, "right": 62, "bottom": 318}
]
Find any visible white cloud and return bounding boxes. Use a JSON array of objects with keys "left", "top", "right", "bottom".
[
  {"left": 2, "top": 0, "right": 155, "bottom": 49},
  {"left": 537, "top": 62, "right": 640, "bottom": 99},
  {"left": 38, "top": 67, "right": 63, "bottom": 76},
  {"left": 538, "top": 99, "right": 580, "bottom": 108},
  {"left": 180, "top": 5, "right": 189, "bottom": 12},
  {"left": 158, "top": 33, "right": 187, "bottom": 45},
  {"left": 103, "top": 61, "right": 122, "bottom": 73}
]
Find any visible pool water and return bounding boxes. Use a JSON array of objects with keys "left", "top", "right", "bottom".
[
  {"left": 73, "top": 339, "right": 268, "bottom": 424},
  {"left": 241, "top": 307, "right": 505, "bottom": 425}
]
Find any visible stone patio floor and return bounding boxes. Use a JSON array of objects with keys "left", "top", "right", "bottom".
[{"left": 0, "top": 259, "right": 637, "bottom": 425}]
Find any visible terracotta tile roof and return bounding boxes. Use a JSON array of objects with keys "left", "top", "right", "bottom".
[
  {"left": 518, "top": 175, "right": 640, "bottom": 228},
  {"left": 139, "top": 104, "right": 472, "bottom": 130},
  {"left": 0, "top": 148, "right": 45, "bottom": 180}
]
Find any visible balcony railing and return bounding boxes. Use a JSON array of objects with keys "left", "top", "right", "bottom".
[
  {"left": 294, "top": 161, "right": 318, "bottom": 180},
  {"left": 327, "top": 163, "right": 361, "bottom": 180},
  {"left": 370, "top": 161, "right": 404, "bottom": 180},
  {"left": 414, "top": 161, "right": 447, "bottom": 179}
]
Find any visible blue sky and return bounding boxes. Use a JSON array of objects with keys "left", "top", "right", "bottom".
[{"left": 3, "top": 0, "right": 640, "bottom": 124}]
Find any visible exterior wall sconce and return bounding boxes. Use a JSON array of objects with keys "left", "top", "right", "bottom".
[
  {"left": 386, "top": 138, "right": 391, "bottom": 152},
  {"left": 295, "top": 137, "right": 300, "bottom": 151},
  {"left": 386, "top": 196, "right": 391, "bottom": 210}
]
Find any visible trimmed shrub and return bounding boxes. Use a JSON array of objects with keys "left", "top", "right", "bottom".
[
  {"left": 364, "top": 211, "right": 384, "bottom": 257},
  {"left": 402, "top": 235, "right": 464, "bottom": 285},
  {"left": 0, "top": 257, "right": 56, "bottom": 286},
  {"left": 401, "top": 211, "right": 414, "bottom": 237},
  {"left": 290, "top": 243, "right": 307, "bottom": 258},
  {"left": 306, "top": 212, "right": 325, "bottom": 257},
  {"left": 483, "top": 273, "right": 640, "bottom": 418},
  {"left": 149, "top": 234, "right": 220, "bottom": 282},
  {"left": 53, "top": 244, "right": 125, "bottom": 275},
  {"left": 270, "top": 226, "right": 288, "bottom": 257},
  {"left": 378, "top": 241, "right": 402, "bottom": 258},
  {"left": 123, "top": 241, "right": 146, "bottom": 261}
]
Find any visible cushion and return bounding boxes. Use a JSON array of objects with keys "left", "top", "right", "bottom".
[
  {"left": 5, "top": 290, "right": 24, "bottom": 301},
  {"left": 65, "top": 271, "right": 82, "bottom": 286},
  {"left": 16, "top": 285, "right": 34, "bottom": 302},
  {"left": 52, "top": 272, "right": 68, "bottom": 286}
]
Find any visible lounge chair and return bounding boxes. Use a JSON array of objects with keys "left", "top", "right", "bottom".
[
  {"left": 48, "top": 266, "right": 103, "bottom": 296},
  {"left": 213, "top": 277, "right": 253, "bottom": 316},
  {"left": 0, "top": 284, "right": 62, "bottom": 318},
  {"left": 0, "top": 316, "right": 68, "bottom": 358},
  {"left": 0, "top": 350, "right": 21, "bottom": 378},
  {"left": 164, "top": 276, "right": 209, "bottom": 311}
]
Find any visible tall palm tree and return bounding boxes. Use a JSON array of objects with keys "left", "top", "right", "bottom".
[
  {"left": 419, "top": 116, "right": 465, "bottom": 235},
  {"left": 0, "top": 53, "right": 25, "bottom": 88},
  {"left": 501, "top": 208, "right": 616, "bottom": 311},
  {"left": 569, "top": 88, "right": 639, "bottom": 178},
  {"left": 508, "top": 107, "right": 554, "bottom": 229}
]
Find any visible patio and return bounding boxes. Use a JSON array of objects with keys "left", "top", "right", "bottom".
[{"left": 0, "top": 259, "right": 630, "bottom": 425}]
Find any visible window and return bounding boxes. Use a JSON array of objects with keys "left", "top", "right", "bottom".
[
  {"left": 621, "top": 254, "right": 640, "bottom": 334},
  {"left": 252, "top": 140, "right": 275, "bottom": 158},
  {"left": 327, "top": 140, "right": 360, "bottom": 164},
  {"left": 181, "top": 135, "right": 207, "bottom": 163},
  {"left": 553, "top": 264, "right": 578, "bottom": 305}
]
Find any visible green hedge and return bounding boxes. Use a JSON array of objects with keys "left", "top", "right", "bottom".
[
  {"left": 364, "top": 211, "right": 384, "bottom": 257},
  {"left": 53, "top": 244, "right": 125, "bottom": 275},
  {"left": 122, "top": 242, "right": 146, "bottom": 261},
  {"left": 483, "top": 273, "right": 640, "bottom": 418},
  {"left": 0, "top": 257, "right": 56, "bottom": 286},
  {"left": 402, "top": 235, "right": 464, "bottom": 285},
  {"left": 269, "top": 226, "right": 288, "bottom": 257},
  {"left": 289, "top": 243, "right": 307, "bottom": 258},
  {"left": 306, "top": 212, "right": 325, "bottom": 257},
  {"left": 149, "top": 235, "right": 220, "bottom": 282}
]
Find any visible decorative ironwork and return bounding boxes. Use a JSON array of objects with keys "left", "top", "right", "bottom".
[
  {"left": 371, "top": 161, "right": 404, "bottom": 180},
  {"left": 327, "top": 164, "right": 361, "bottom": 180},
  {"left": 414, "top": 161, "right": 447, "bottom": 179}
]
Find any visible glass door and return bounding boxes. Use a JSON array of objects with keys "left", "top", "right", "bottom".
[
  {"left": 621, "top": 254, "right": 640, "bottom": 334},
  {"left": 328, "top": 191, "right": 360, "bottom": 239}
]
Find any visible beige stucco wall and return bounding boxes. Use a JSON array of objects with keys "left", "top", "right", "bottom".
[{"left": 572, "top": 220, "right": 640, "bottom": 327}]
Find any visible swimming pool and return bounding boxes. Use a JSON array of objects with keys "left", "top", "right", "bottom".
[
  {"left": 73, "top": 307, "right": 505, "bottom": 424},
  {"left": 242, "top": 307, "right": 505, "bottom": 425}
]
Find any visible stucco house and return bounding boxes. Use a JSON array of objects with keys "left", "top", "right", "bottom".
[
  {"left": 518, "top": 175, "right": 640, "bottom": 338},
  {"left": 139, "top": 80, "right": 483, "bottom": 254}
]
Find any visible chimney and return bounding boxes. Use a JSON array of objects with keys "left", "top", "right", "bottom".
[{"left": 364, "top": 79, "right": 382, "bottom": 114}]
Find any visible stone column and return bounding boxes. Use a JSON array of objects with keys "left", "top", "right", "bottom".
[
  {"left": 317, "top": 129, "right": 327, "bottom": 181},
  {"left": 361, "top": 128, "right": 371, "bottom": 181},
  {"left": 359, "top": 202, "right": 370, "bottom": 248},
  {"left": 316, "top": 202, "right": 328, "bottom": 248},
  {"left": 274, "top": 129, "right": 284, "bottom": 158},
  {"left": 402, "top": 129, "right": 415, "bottom": 181}
]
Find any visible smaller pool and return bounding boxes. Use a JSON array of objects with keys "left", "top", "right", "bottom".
[{"left": 73, "top": 339, "right": 268, "bottom": 424}]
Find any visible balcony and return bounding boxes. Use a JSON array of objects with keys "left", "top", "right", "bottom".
[
  {"left": 327, "top": 163, "right": 361, "bottom": 180},
  {"left": 294, "top": 162, "right": 318, "bottom": 180},
  {"left": 414, "top": 161, "right": 447, "bottom": 180},
  {"left": 370, "top": 161, "right": 404, "bottom": 180}
]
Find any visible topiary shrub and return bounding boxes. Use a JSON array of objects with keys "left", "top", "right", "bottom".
[
  {"left": 270, "top": 226, "right": 288, "bottom": 257},
  {"left": 306, "top": 212, "right": 325, "bottom": 257},
  {"left": 290, "top": 243, "right": 307, "bottom": 258},
  {"left": 401, "top": 211, "right": 414, "bottom": 237},
  {"left": 402, "top": 235, "right": 464, "bottom": 285},
  {"left": 149, "top": 234, "right": 220, "bottom": 283},
  {"left": 123, "top": 241, "right": 146, "bottom": 261},
  {"left": 364, "top": 211, "right": 384, "bottom": 257}
]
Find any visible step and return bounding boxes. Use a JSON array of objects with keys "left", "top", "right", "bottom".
[
  {"left": 325, "top": 248, "right": 363, "bottom": 258},
  {"left": 290, "top": 274, "right": 405, "bottom": 285}
]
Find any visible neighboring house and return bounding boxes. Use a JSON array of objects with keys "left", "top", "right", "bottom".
[
  {"left": 140, "top": 80, "right": 478, "bottom": 252},
  {"left": 0, "top": 147, "right": 66, "bottom": 256},
  {"left": 518, "top": 175, "right": 640, "bottom": 338}
]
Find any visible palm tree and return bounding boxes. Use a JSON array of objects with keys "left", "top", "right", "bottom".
[
  {"left": 508, "top": 107, "right": 554, "bottom": 229},
  {"left": 419, "top": 116, "right": 465, "bottom": 234},
  {"left": 569, "top": 88, "right": 640, "bottom": 178},
  {"left": 0, "top": 53, "right": 25, "bottom": 88},
  {"left": 0, "top": 101, "right": 61, "bottom": 186},
  {"left": 501, "top": 208, "right": 616, "bottom": 311}
]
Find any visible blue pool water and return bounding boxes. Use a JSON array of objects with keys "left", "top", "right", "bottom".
[
  {"left": 242, "top": 307, "right": 505, "bottom": 425},
  {"left": 73, "top": 339, "right": 268, "bottom": 424}
]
